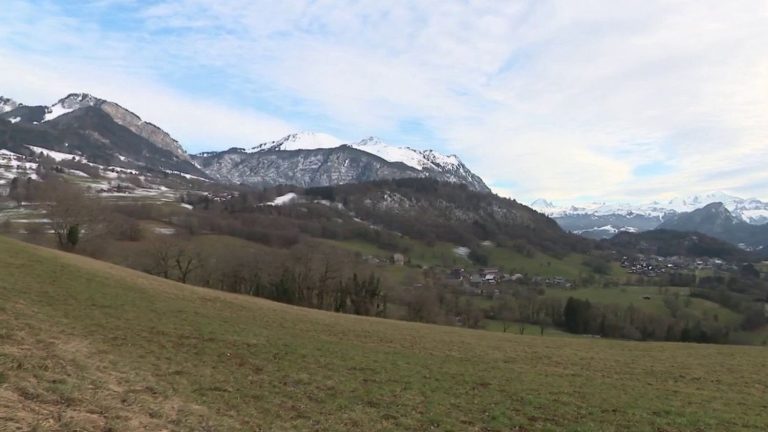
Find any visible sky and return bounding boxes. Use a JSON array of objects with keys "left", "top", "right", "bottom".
[{"left": 1, "top": 0, "right": 767, "bottom": 204}]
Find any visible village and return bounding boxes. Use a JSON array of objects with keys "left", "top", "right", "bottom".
[{"left": 619, "top": 254, "right": 734, "bottom": 277}]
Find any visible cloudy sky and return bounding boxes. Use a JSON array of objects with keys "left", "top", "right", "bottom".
[{"left": 1, "top": 0, "right": 767, "bottom": 204}]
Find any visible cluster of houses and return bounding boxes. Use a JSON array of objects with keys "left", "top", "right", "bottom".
[
  {"left": 450, "top": 267, "right": 524, "bottom": 285},
  {"left": 620, "top": 255, "right": 732, "bottom": 277},
  {"left": 531, "top": 276, "right": 573, "bottom": 288}
]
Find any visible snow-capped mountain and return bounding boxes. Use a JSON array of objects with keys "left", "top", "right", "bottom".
[
  {"left": 194, "top": 132, "right": 490, "bottom": 192},
  {"left": 1, "top": 93, "right": 190, "bottom": 162},
  {"left": 2, "top": 93, "right": 489, "bottom": 192},
  {"left": 531, "top": 192, "right": 768, "bottom": 239},
  {"left": 1, "top": 93, "right": 204, "bottom": 177},
  {"left": 659, "top": 202, "right": 768, "bottom": 250}
]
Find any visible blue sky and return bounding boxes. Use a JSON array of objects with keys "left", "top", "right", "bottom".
[{"left": 1, "top": 0, "right": 767, "bottom": 204}]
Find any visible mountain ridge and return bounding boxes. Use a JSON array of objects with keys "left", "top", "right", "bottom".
[
  {"left": 532, "top": 192, "right": 768, "bottom": 240},
  {"left": 194, "top": 132, "right": 491, "bottom": 192},
  {"left": 1, "top": 94, "right": 490, "bottom": 192}
]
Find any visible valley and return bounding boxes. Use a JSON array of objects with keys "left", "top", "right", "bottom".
[
  {"left": 1, "top": 91, "right": 767, "bottom": 430},
  {"left": 1, "top": 236, "right": 767, "bottom": 431}
]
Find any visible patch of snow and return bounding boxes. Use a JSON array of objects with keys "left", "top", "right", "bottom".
[
  {"left": 249, "top": 132, "right": 345, "bottom": 152},
  {"left": 350, "top": 137, "right": 430, "bottom": 170},
  {"left": 180, "top": 203, "right": 193, "bottom": 210},
  {"left": 269, "top": 192, "right": 298, "bottom": 206},
  {"left": 27, "top": 145, "right": 85, "bottom": 162},
  {"left": 9, "top": 117, "right": 20, "bottom": 124},
  {"left": 453, "top": 246, "right": 471, "bottom": 258},
  {"left": 165, "top": 170, "right": 209, "bottom": 182},
  {"left": 153, "top": 227, "right": 176, "bottom": 235},
  {"left": 66, "top": 169, "right": 91, "bottom": 178},
  {"left": 245, "top": 132, "right": 464, "bottom": 174},
  {"left": 0, "top": 97, "right": 20, "bottom": 113},
  {"left": 43, "top": 104, "right": 76, "bottom": 122}
]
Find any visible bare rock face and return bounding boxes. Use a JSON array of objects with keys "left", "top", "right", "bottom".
[
  {"left": 53, "top": 93, "right": 190, "bottom": 162},
  {"left": 98, "top": 101, "right": 189, "bottom": 161}
]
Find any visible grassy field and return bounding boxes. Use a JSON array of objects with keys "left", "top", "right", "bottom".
[
  {"left": 1, "top": 236, "right": 767, "bottom": 431},
  {"left": 324, "top": 238, "right": 610, "bottom": 282},
  {"left": 543, "top": 286, "right": 743, "bottom": 325}
]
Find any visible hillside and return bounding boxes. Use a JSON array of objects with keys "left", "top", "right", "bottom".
[
  {"left": 606, "top": 229, "right": 754, "bottom": 261},
  {"left": 301, "top": 178, "right": 588, "bottom": 257},
  {"left": 1, "top": 236, "right": 767, "bottom": 431}
]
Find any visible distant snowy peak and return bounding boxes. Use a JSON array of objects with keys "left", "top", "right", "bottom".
[
  {"left": 249, "top": 132, "right": 345, "bottom": 152},
  {"left": 530, "top": 199, "right": 555, "bottom": 210},
  {"left": 665, "top": 192, "right": 742, "bottom": 212},
  {"left": 532, "top": 191, "right": 768, "bottom": 225},
  {"left": 0, "top": 96, "right": 20, "bottom": 114}
]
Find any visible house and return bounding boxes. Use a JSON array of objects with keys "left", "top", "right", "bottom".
[
  {"left": 392, "top": 253, "right": 406, "bottom": 266},
  {"left": 450, "top": 268, "right": 465, "bottom": 280},
  {"left": 479, "top": 267, "right": 501, "bottom": 281}
]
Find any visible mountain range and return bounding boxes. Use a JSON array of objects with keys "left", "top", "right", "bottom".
[
  {"left": 659, "top": 202, "right": 768, "bottom": 251},
  {"left": 0, "top": 93, "right": 489, "bottom": 192},
  {"left": 193, "top": 133, "right": 490, "bottom": 192},
  {"left": 532, "top": 193, "right": 768, "bottom": 239}
]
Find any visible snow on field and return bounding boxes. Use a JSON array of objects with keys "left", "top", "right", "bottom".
[
  {"left": 66, "top": 169, "right": 90, "bottom": 178},
  {"left": 165, "top": 170, "right": 210, "bottom": 182},
  {"left": 9, "top": 117, "right": 21, "bottom": 124},
  {"left": 180, "top": 203, "right": 193, "bottom": 210},
  {"left": 27, "top": 145, "right": 85, "bottom": 162},
  {"left": 269, "top": 192, "right": 298, "bottom": 206},
  {"left": 453, "top": 246, "right": 470, "bottom": 258},
  {"left": 153, "top": 227, "right": 176, "bottom": 235},
  {"left": 0, "top": 150, "right": 38, "bottom": 179}
]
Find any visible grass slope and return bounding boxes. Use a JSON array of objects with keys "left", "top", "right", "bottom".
[{"left": 0, "top": 236, "right": 767, "bottom": 431}]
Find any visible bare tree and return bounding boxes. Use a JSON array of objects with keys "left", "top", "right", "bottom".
[
  {"left": 174, "top": 244, "right": 203, "bottom": 284},
  {"left": 42, "top": 177, "right": 101, "bottom": 250},
  {"left": 148, "top": 239, "right": 175, "bottom": 279},
  {"left": 147, "top": 238, "right": 203, "bottom": 284}
]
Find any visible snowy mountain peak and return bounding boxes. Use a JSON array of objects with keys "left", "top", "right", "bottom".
[
  {"left": 0, "top": 96, "right": 20, "bottom": 114},
  {"left": 196, "top": 131, "right": 490, "bottom": 192},
  {"left": 348, "top": 136, "right": 465, "bottom": 172},
  {"left": 421, "top": 149, "right": 462, "bottom": 169},
  {"left": 43, "top": 92, "right": 106, "bottom": 122},
  {"left": 56, "top": 93, "right": 103, "bottom": 109},
  {"left": 248, "top": 132, "right": 345, "bottom": 152},
  {"left": 666, "top": 191, "right": 741, "bottom": 211},
  {"left": 530, "top": 199, "right": 555, "bottom": 209},
  {"left": 532, "top": 191, "right": 765, "bottom": 220}
]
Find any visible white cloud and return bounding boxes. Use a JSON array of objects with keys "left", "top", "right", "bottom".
[{"left": 1, "top": 0, "right": 768, "bottom": 202}]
